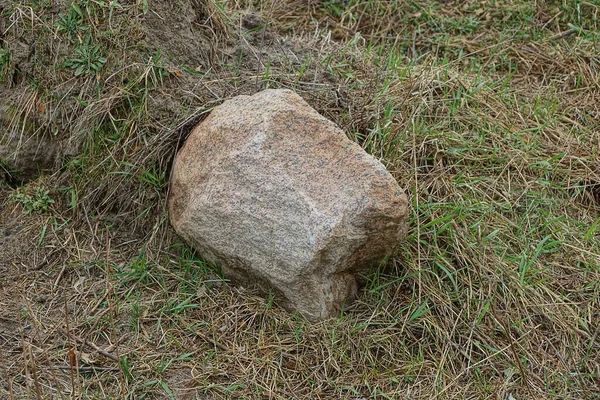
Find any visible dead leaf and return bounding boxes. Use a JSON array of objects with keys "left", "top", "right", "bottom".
[
  {"left": 80, "top": 352, "right": 97, "bottom": 365},
  {"left": 73, "top": 276, "right": 86, "bottom": 293},
  {"left": 68, "top": 349, "right": 77, "bottom": 368}
]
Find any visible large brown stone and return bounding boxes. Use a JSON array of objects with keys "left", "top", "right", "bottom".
[{"left": 168, "top": 89, "right": 408, "bottom": 321}]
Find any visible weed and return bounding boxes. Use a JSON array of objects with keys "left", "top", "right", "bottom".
[
  {"left": 9, "top": 186, "right": 55, "bottom": 214},
  {"left": 138, "top": 165, "right": 167, "bottom": 192},
  {"left": 56, "top": 3, "right": 89, "bottom": 42},
  {"left": 63, "top": 37, "right": 107, "bottom": 77},
  {"left": 117, "top": 246, "right": 152, "bottom": 285}
]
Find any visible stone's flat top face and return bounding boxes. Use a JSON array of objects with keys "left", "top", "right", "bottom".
[{"left": 169, "top": 89, "right": 408, "bottom": 320}]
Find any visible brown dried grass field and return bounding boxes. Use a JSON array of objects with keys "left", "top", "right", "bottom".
[{"left": 0, "top": 0, "right": 599, "bottom": 399}]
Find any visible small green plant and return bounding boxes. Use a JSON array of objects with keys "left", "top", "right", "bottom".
[
  {"left": 31, "top": 0, "right": 53, "bottom": 11},
  {"left": 262, "top": 61, "right": 271, "bottom": 89},
  {"left": 56, "top": 3, "right": 88, "bottom": 42},
  {"left": 120, "top": 356, "right": 133, "bottom": 383},
  {"left": 63, "top": 38, "right": 107, "bottom": 77},
  {"left": 138, "top": 165, "right": 167, "bottom": 191},
  {"left": 323, "top": 0, "right": 350, "bottom": 18},
  {"left": 10, "top": 187, "right": 55, "bottom": 214}
]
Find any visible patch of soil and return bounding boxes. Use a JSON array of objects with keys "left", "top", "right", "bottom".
[
  {"left": 143, "top": 0, "right": 226, "bottom": 68},
  {"left": 0, "top": 201, "right": 38, "bottom": 274}
]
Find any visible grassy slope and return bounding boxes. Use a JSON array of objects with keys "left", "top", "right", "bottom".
[{"left": 1, "top": 0, "right": 599, "bottom": 398}]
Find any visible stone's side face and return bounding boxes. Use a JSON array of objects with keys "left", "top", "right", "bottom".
[{"left": 168, "top": 89, "right": 408, "bottom": 321}]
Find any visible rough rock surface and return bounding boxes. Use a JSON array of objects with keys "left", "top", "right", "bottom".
[{"left": 168, "top": 89, "right": 408, "bottom": 321}]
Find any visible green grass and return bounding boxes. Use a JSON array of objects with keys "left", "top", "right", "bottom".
[{"left": 1, "top": 0, "right": 599, "bottom": 398}]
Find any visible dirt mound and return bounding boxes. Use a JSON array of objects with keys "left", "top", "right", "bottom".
[
  {"left": 0, "top": 0, "right": 360, "bottom": 191},
  {"left": 143, "top": 0, "right": 229, "bottom": 67}
]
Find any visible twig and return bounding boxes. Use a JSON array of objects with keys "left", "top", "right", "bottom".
[
  {"left": 53, "top": 265, "right": 68, "bottom": 290},
  {"left": 48, "top": 366, "right": 120, "bottom": 372},
  {"left": 180, "top": 320, "right": 230, "bottom": 353},
  {"left": 491, "top": 303, "right": 534, "bottom": 397},
  {"left": 2, "top": 359, "right": 14, "bottom": 400},
  {"left": 31, "top": 248, "right": 62, "bottom": 271},
  {"left": 18, "top": 289, "right": 31, "bottom": 400},
  {"left": 29, "top": 345, "right": 42, "bottom": 400},
  {"left": 8, "top": 368, "right": 14, "bottom": 400},
  {"left": 105, "top": 230, "right": 127, "bottom": 395},
  {"left": 87, "top": 291, "right": 109, "bottom": 316},
  {"left": 57, "top": 328, "right": 119, "bottom": 362},
  {"left": 63, "top": 288, "right": 76, "bottom": 398},
  {"left": 550, "top": 29, "right": 576, "bottom": 40}
]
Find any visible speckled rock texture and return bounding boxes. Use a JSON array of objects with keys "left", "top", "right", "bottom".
[{"left": 168, "top": 89, "right": 408, "bottom": 321}]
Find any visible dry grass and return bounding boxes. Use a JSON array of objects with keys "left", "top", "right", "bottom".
[{"left": 1, "top": 0, "right": 599, "bottom": 398}]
